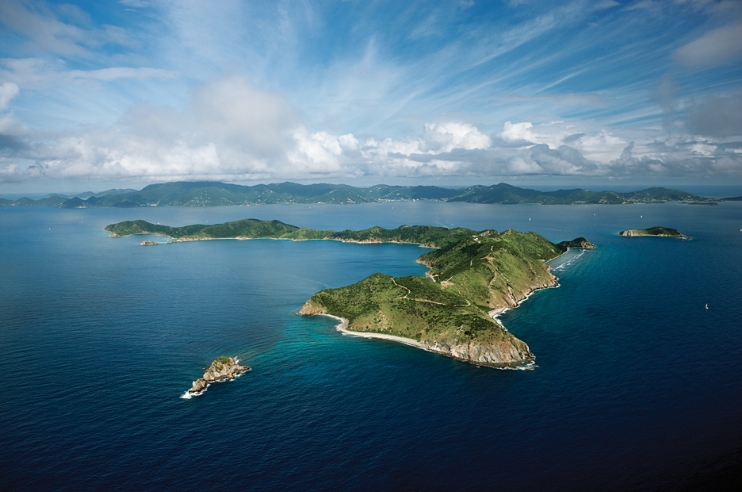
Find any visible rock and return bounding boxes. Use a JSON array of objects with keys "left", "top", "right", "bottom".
[
  {"left": 556, "top": 237, "right": 597, "bottom": 251},
  {"left": 190, "top": 378, "right": 208, "bottom": 393},
  {"left": 423, "top": 335, "right": 534, "bottom": 368},
  {"left": 187, "top": 356, "right": 251, "bottom": 396},
  {"left": 298, "top": 302, "right": 326, "bottom": 316}
]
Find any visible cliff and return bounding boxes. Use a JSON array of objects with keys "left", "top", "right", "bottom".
[{"left": 188, "top": 356, "right": 251, "bottom": 396}]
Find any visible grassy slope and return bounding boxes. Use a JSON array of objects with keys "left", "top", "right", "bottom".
[
  {"left": 108, "top": 218, "right": 586, "bottom": 366},
  {"left": 105, "top": 219, "right": 479, "bottom": 247},
  {"left": 418, "top": 230, "right": 562, "bottom": 309},
  {"left": 301, "top": 230, "right": 564, "bottom": 365}
]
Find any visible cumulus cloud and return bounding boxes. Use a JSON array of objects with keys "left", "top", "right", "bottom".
[
  {"left": 421, "top": 122, "right": 491, "bottom": 152},
  {"left": 500, "top": 121, "right": 536, "bottom": 143}
]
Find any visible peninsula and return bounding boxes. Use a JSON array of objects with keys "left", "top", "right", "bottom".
[
  {"left": 619, "top": 226, "right": 689, "bottom": 239},
  {"left": 108, "top": 218, "right": 595, "bottom": 369},
  {"left": 300, "top": 229, "right": 594, "bottom": 368},
  {"left": 186, "top": 356, "right": 250, "bottom": 397}
]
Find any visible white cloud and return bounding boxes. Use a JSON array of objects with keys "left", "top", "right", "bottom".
[
  {"left": 288, "top": 128, "right": 346, "bottom": 174},
  {"left": 690, "top": 143, "right": 717, "bottom": 155},
  {"left": 0, "top": 82, "right": 20, "bottom": 110},
  {"left": 673, "top": 23, "right": 742, "bottom": 69},
  {"left": 501, "top": 121, "right": 536, "bottom": 143},
  {"left": 572, "top": 131, "right": 627, "bottom": 161},
  {"left": 422, "top": 122, "right": 491, "bottom": 152}
]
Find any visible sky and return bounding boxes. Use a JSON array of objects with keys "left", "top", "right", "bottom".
[{"left": 1, "top": 0, "right": 741, "bottom": 193}]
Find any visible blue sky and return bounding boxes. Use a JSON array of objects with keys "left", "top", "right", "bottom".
[{"left": 1, "top": 0, "right": 741, "bottom": 192}]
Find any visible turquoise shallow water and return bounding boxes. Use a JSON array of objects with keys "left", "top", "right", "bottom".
[{"left": 1, "top": 201, "right": 742, "bottom": 490}]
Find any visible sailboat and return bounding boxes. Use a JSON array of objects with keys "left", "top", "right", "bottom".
[{"left": 705, "top": 303, "right": 709, "bottom": 310}]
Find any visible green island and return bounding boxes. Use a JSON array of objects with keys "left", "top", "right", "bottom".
[
  {"left": 618, "top": 226, "right": 689, "bottom": 239},
  {"left": 107, "top": 218, "right": 595, "bottom": 369},
  {"left": 3, "top": 181, "right": 718, "bottom": 207}
]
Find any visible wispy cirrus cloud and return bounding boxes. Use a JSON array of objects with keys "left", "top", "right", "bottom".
[{"left": 0, "top": 0, "right": 741, "bottom": 189}]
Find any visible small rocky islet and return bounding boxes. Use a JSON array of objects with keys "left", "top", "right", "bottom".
[
  {"left": 187, "top": 356, "right": 250, "bottom": 397},
  {"left": 619, "top": 226, "right": 689, "bottom": 239}
]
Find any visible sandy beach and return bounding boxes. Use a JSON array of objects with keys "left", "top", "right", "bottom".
[{"left": 319, "top": 314, "right": 427, "bottom": 350}]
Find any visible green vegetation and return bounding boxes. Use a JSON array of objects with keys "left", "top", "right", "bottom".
[
  {"left": 417, "top": 230, "right": 562, "bottom": 308},
  {"left": 105, "top": 218, "right": 478, "bottom": 247},
  {"left": 306, "top": 230, "right": 563, "bottom": 327},
  {"left": 107, "top": 216, "right": 594, "bottom": 368},
  {"left": 555, "top": 237, "right": 596, "bottom": 251},
  {"left": 216, "top": 356, "right": 232, "bottom": 364},
  {"left": 3, "top": 181, "right": 715, "bottom": 207},
  {"left": 619, "top": 226, "right": 689, "bottom": 239},
  {"left": 305, "top": 273, "right": 506, "bottom": 344},
  {"left": 299, "top": 228, "right": 592, "bottom": 367}
]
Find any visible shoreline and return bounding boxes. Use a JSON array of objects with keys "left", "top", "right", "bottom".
[
  {"left": 487, "top": 247, "right": 578, "bottom": 328},
  {"left": 114, "top": 232, "right": 437, "bottom": 249},
  {"left": 318, "top": 313, "right": 428, "bottom": 350},
  {"left": 488, "top": 282, "right": 557, "bottom": 330}
]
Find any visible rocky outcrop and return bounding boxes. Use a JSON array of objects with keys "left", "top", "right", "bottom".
[
  {"left": 556, "top": 237, "right": 597, "bottom": 251},
  {"left": 298, "top": 302, "right": 326, "bottom": 316},
  {"left": 188, "top": 356, "right": 250, "bottom": 396},
  {"left": 141, "top": 241, "right": 158, "bottom": 246},
  {"left": 423, "top": 335, "right": 534, "bottom": 368}
]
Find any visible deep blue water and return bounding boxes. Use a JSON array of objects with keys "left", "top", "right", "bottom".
[{"left": 1, "top": 201, "right": 742, "bottom": 491}]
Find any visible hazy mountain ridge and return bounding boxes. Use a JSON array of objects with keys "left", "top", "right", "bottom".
[{"left": 1, "top": 181, "right": 718, "bottom": 207}]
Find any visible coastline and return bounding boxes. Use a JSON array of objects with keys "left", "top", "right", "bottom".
[
  {"left": 487, "top": 247, "right": 580, "bottom": 328},
  {"left": 113, "top": 232, "right": 437, "bottom": 248},
  {"left": 487, "top": 278, "right": 558, "bottom": 330},
  {"left": 318, "top": 313, "right": 428, "bottom": 350}
]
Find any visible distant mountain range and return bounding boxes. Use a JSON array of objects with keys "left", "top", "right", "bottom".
[{"left": 0, "top": 181, "right": 728, "bottom": 207}]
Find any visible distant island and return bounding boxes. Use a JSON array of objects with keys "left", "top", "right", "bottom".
[
  {"left": 619, "top": 226, "right": 689, "bottom": 239},
  {"left": 1, "top": 181, "right": 720, "bottom": 207},
  {"left": 185, "top": 356, "right": 250, "bottom": 398},
  {"left": 109, "top": 218, "right": 595, "bottom": 369}
]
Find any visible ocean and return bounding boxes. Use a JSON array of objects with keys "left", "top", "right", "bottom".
[{"left": 1, "top": 201, "right": 741, "bottom": 490}]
